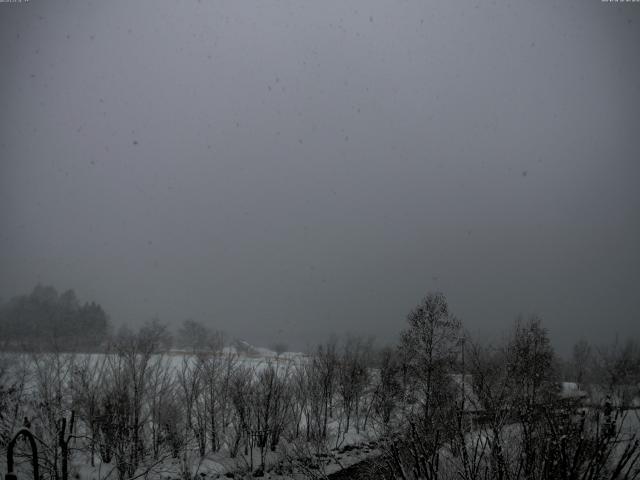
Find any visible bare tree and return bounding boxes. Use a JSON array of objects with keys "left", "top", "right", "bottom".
[
  {"left": 70, "top": 354, "right": 108, "bottom": 466},
  {"left": 29, "top": 350, "right": 77, "bottom": 480},
  {"left": 176, "top": 355, "right": 205, "bottom": 479},
  {"left": 315, "top": 338, "right": 339, "bottom": 440},
  {"left": 0, "top": 354, "right": 29, "bottom": 448},
  {"left": 572, "top": 338, "right": 593, "bottom": 388},
  {"left": 146, "top": 355, "right": 175, "bottom": 460},
  {"left": 229, "top": 365, "right": 253, "bottom": 459},
  {"left": 99, "top": 320, "right": 172, "bottom": 480},
  {"left": 404, "top": 293, "right": 460, "bottom": 433},
  {"left": 177, "top": 319, "right": 213, "bottom": 353},
  {"left": 336, "top": 336, "right": 372, "bottom": 440},
  {"left": 376, "top": 293, "right": 461, "bottom": 480},
  {"left": 198, "top": 335, "right": 236, "bottom": 453},
  {"left": 290, "top": 361, "right": 310, "bottom": 440},
  {"left": 370, "top": 347, "right": 402, "bottom": 430},
  {"left": 504, "top": 316, "right": 558, "bottom": 479},
  {"left": 594, "top": 338, "right": 640, "bottom": 408}
]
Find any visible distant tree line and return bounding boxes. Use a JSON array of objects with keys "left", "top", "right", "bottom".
[{"left": 0, "top": 285, "right": 111, "bottom": 351}]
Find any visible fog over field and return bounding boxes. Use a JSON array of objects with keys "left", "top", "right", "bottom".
[{"left": 1, "top": 1, "right": 639, "bottom": 348}]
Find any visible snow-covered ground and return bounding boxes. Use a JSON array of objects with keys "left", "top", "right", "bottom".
[{"left": 0, "top": 347, "right": 379, "bottom": 480}]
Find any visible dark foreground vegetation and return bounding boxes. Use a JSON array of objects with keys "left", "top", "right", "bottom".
[{"left": 1, "top": 288, "right": 639, "bottom": 480}]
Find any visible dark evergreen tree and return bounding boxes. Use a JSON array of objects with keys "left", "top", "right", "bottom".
[{"left": 0, "top": 284, "right": 111, "bottom": 350}]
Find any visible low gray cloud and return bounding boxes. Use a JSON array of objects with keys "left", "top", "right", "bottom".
[{"left": 1, "top": 0, "right": 639, "bottom": 351}]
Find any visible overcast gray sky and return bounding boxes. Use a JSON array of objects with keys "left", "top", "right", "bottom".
[{"left": 1, "top": 0, "right": 639, "bottom": 352}]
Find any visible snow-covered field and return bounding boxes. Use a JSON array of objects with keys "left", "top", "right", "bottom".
[
  {"left": 4, "top": 349, "right": 639, "bottom": 480},
  {"left": 0, "top": 347, "right": 382, "bottom": 480}
]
